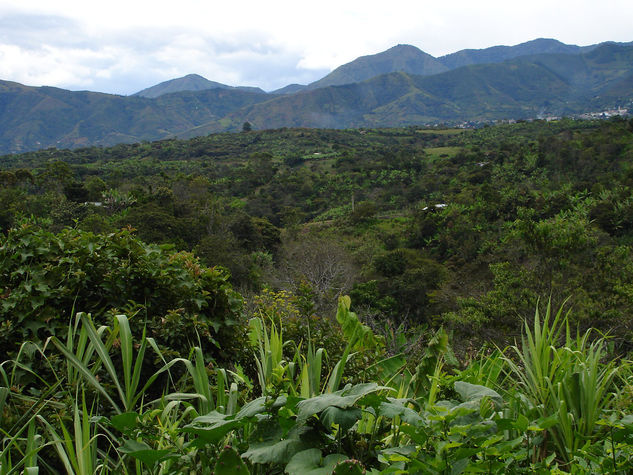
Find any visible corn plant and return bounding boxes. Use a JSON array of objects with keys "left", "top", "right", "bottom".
[
  {"left": 51, "top": 313, "right": 182, "bottom": 414},
  {"left": 172, "top": 346, "right": 241, "bottom": 416},
  {"left": 248, "top": 315, "right": 297, "bottom": 396},
  {"left": 0, "top": 342, "right": 65, "bottom": 474},
  {"left": 39, "top": 391, "right": 114, "bottom": 475},
  {"left": 294, "top": 338, "right": 328, "bottom": 398}
]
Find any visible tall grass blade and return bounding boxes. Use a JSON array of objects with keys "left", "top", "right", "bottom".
[{"left": 503, "top": 299, "right": 619, "bottom": 462}]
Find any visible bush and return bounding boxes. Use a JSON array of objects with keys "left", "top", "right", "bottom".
[{"left": 0, "top": 218, "right": 245, "bottom": 363}]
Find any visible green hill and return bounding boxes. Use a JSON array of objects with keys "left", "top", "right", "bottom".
[{"left": 0, "top": 83, "right": 270, "bottom": 154}]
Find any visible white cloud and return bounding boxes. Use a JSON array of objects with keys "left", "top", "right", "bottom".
[{"left": 0, "top": 43, "right": 117, "bottom": 89}]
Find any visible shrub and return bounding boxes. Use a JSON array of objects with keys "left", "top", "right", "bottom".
[{"left": 0, "top": 218, "right": 244, "bottom": 363}]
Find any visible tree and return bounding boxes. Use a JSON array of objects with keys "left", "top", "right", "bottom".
[
  {"left": 242, "top": 121, "right": 253, "bottom": 132},
  {"left": 63, "top": 182, "right": 89, "bottom": 202},
  {"left": 277, "top": 237, "right": 357, "bottom": 313},
  {"left": 37, "top": 160, "right": 74, "bottom": 193},
  {"left": 84, "top": 176, "right": 108, "bottom": 201},
  {"left": 372, "top": 248, "right": 446, "bottom": 321}
]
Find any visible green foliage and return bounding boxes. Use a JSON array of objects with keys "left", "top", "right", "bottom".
[
  {"left": 249, "top": 315, "right": 292, "bottom": 396},
  {"left": 52, "top": 313, "right": 180, "bottom": 414},
  {"left": 331, "top": 459, "right": 365, "bottom": 475},
  {"left": 286, "top": 448, "right": 348, "bottom": 475},
  {"left": 6, "top": 119, "right": 633, "bottom": 345},
  {"left": 5, "top": 119, "right": 633, "bottom": 472},
  {"left": 336, "top": 296, "right": 382, "bottom": 351},
  {"left": 0, "top": 293, "right": 631, "bottom": 473},
  {"left": 503, "top": 300, "right": 620, "bottom": 463},
  {"left": 0, "top": 218, "right": 243, "bottom": 362},
  {"left": 39, "top": 391, "right": 103, "bottom": 475},
  {"left": 214, "top": 446, "right": 249, "bottom": 475}
]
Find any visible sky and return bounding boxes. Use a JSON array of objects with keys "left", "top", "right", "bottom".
[{"left": 1, "top": 0, "right": 632, "bottom": 95}]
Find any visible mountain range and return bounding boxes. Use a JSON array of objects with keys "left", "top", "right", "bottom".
[{"left": 1, "top": 38, "right": 632, "bottom": 154}]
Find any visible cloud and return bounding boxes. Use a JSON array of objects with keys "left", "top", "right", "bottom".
[
  {"left": 104, "top": 32, "right": 329, "bottom": 93},
  {"left": 0, "top": 10, "right": 329, "bottom": 93},
  {"left": 0, "top": 43, "right": 117, "bottom": 90},
  {"left": 0, "top": 13, "right": 80, "bottom": 48}
]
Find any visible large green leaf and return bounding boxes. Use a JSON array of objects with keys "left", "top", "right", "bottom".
[
  {"left": 378, "top": 399, "right": 425, "bottom": 426},
  {"left": 119, "top": 440, "right": 175, "bottom": 467},
  {"left": 213, "top": 446, "right": 249, "bottom": 475},
  {"left": 109, "top": 412, "right": 139, "bottom": 433},
  {"left": 454, "top": 381, "right": 503, "bottom": 409},
  {"left": 243, "top": 425, "right": 312, "bottom": 465},
  {"left": 297, "top": 383, "right": 386, "bottom": 422},
  {"left": 235, "top": 396, "right": 271, "bottom": 418},
  {"left": 285, "top": 448, "right": 348, "bottom": 475},
  {"left": 320, "top": 406, "right": 362, "bottom": 432},
  {"left": 182, "top": 411, "right": 246, "bottom": 444}
]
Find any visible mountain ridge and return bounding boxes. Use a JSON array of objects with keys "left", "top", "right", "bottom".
[
  {"left": 180, "top": 43, "right": 633, "bottom": 134},
  {"left": 303, "top": 44, "right": 449, "bottom": 91},
  {"left": 437, "top": 38, "right": 585, "bottom": 69},
  {"left": 129, "top": 39, "right": 633, "bottom": 98},
  {"left": 1, "top": 40, "right": 632, "bottom": 154},
  {"left": 143, "top": 39, "right": 619, "bottom": 97}
]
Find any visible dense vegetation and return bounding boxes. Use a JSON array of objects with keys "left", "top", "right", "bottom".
[{"left": 2, "top": 117, "right": 633, "bottom": 472}]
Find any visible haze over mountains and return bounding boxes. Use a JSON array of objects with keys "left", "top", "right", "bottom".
[{"left": 1, "top": 38, "right": 632, "bottom": 154}]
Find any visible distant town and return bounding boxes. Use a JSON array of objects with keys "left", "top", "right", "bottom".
[{"left": 449, "top": 105, "right": 631, "bottom": 129}]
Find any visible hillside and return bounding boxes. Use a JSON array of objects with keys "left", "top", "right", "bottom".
[
  {"left": 3, "top": 118, "right": 633, "bottom": 342},
  {"left": 4, "top": 117, "right": 633, "bottom": 474},
  {"left": 195, "top": 43, "right": 633, "bottom": 132},
  {"left": 305, "top": 44, "right": 449, "bottom": 90},
  {"left": 438, "top": 38, "right": 585, "bottom": 69},
  {"left": 0, "top": 82, "right": 270, "bottom": 154}
]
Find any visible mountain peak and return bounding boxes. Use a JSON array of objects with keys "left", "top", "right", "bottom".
[
  {"left": 132, "top": 74, "right": 265, "bottom": 98},
  {"left": 133, "top": 74, "right": 227, "bottom": 98},
  {"left": 305, "top": 43, "right": 448, "bottom": 90},
  {"left": 181, "top": 73, "right": 208, "bottom": 81},
  {"left": 388, "top": 44, "right": 423, "bottom": 52},
  {"left": 523, "top": 38, "right": 568, "bottom": 46}
]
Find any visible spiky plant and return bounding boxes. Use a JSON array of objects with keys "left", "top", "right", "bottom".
[{"left": 503, "top": 301, "right": 619, "bottom": 463}]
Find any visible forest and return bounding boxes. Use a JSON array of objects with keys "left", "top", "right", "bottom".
[{"left": 1, "top": 117, "right": 633, "bottom": 473}]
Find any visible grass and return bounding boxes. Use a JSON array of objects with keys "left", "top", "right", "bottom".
[
  {"left": 415, "top": 128, "right": 464, "bottom": 135},
  {"left": 424, "top": 146, "right": 461, "bottom": 159}
]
